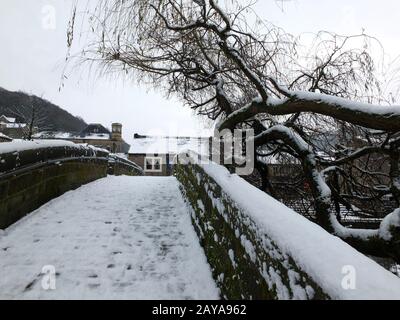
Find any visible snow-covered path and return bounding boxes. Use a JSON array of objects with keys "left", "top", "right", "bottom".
[{"left": 0, "top": 176, "right": 219, "bottom": 300}]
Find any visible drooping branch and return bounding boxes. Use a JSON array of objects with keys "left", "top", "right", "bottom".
[{"left": 218, "top": 91, "right": 400, "bottom": 132}]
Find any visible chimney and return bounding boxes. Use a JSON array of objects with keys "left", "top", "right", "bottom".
[{"left": 111, "top": 123, "right": 122, "bottom": 141}]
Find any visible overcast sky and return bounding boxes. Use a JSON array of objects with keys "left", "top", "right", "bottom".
[{"left": 0, "top": 0, "right": 399, "bottom": 141}]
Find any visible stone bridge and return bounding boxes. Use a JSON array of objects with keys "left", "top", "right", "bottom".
[
  {"left": 0, "top": 176, "right": 219, "bottom": 299},
  {"left": 1, "top": 143, "right": 400, "bottom": 300}
]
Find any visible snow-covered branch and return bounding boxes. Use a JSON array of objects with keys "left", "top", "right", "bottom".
[
  {"left": 219, "top": 91, "right": 400, "bottom": 132},
  {"left": 252, "top": 125, "right": 400, "bottom": 260}
]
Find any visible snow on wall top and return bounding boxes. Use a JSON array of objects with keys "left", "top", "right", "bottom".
[
  {"left": 0, "top": 139, "right": 93, "bottom": 155},
  {"left": 188, "top": 153, "right": 400, "bottom": 299},
  {"left": 0, "top": 115, "right": 16, "bottom": 123},
  {"left": 129, "top": 136, "right": 210, "bottom": 155}
]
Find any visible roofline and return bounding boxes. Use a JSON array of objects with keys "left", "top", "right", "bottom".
[
  {"left": 134, "top": 133, "right": 211, "bottom": 140},
  {"left": 128, "top": 153, "right": 172, "bottom": 156}
]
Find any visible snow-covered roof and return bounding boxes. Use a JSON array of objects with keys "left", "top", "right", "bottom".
[
  {"left": 78, "top": 133, "right": 111, "bottom": 140},
  {"left": 33, "top": 131, "right": 74, "bottom": 139},
  {"left": 0, "top": 132, "right": 12, "bottom": 141},
  {"left": 4, "top": 123, "right": 27, "bottom": 129},
  {"left": 79, "top": 123, "right": 110, "bottom": 136},
  {"left": 33, "top": 131, "right": 111, "bottom": 140},
  {"left": 129, "top": 135, "right": 210, "bottom": 155},
  {"left": 0, "top": 115, "right": 16, "bottom": 123}
]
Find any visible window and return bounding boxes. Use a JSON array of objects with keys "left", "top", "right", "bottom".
[{"left": 144, "top": 157, "right": 163, "bottom": 173}]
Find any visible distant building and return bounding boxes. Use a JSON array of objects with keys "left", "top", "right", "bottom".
[
  {"left": 128, "top": 134, "right": 210, "bottom": 176},
  {"left": 0, "top": 115, "right": 28, "bottom": 139},
  {"left": 128, "top": 133, "right": 303, "bottom": 177},
  {"left": 0, "top": 115, "right": 15, "bottom": 124},
  {"left": 34, "top": 123, "right": 130, "bottom": 153},
  {"left": 71, "top": 123, "right": 129, "bottom": 153}
]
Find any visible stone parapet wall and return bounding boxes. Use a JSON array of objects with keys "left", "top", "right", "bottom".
[
  {"left": 0, "top": 143, "right": 109, "bottom": 229},
  {"left": 175, "top": 155, "right": 400, "bottom": 300}
]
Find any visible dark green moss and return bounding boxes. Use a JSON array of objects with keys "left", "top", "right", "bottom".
[{"left": 175, "top": 163, "right": 329, "bottom": 300}]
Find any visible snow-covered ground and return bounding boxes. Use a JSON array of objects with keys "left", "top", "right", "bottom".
[{"left": 0, "top": 176, "right": 219, "bottom": 300}]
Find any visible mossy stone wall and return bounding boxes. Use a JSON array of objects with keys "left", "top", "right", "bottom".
[
  {"left": 175, "top": 163, "right": 329, "bottom": 300},
  {"left": 0, "top": 158, "right": 107, "bottom": 229}
]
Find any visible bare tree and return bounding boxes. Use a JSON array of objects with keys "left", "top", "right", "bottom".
[
  {"left": 68, "top": 0, "right": 400, "bottom": 261},
  {"left": 10, "top": 104, "right": 52, "bottom": 140}
]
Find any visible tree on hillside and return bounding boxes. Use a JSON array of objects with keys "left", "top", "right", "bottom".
[
  {"left": 68, "top": 0, "right": 400, "bottom": 261},
  {"left": 9, "top": 104, "right": 52, "bottom": 140}
]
